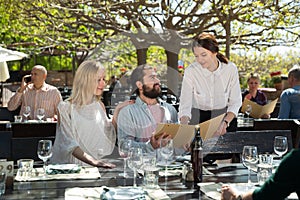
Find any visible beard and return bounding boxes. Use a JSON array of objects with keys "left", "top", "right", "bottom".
[{"left": 142, "top": 83, "right": 161, "bottom": 99}]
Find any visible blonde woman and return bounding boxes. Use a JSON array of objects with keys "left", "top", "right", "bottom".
[{"left": 51, "top": 60, "right": 128, "bottom": 168}]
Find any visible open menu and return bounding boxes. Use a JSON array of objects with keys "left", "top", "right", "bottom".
[
  {"left": 241, "top": 98, "right": 278, "bottom": 119},
  {"left": 154, "top": 113, "right": 225, "bottom": 148}
]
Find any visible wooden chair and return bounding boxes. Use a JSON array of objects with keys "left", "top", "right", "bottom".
[
  {"left": 253, "top": 119, "right": 300, "bottom": 148},
  {"left": 203, "top": 130, "right": 293, "bottom": 162}
]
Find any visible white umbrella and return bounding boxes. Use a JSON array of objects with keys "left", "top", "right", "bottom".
[
  {"left": 0, "top": 47, "right": 29, "bottom": 82},
  {"left": 0, "top": 47, "right": 29, "bottom": 62},
  {"left": 0, "top": 61, "right": 10, "bottom": 82}
]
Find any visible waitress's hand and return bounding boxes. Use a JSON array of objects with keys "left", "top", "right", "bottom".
[
  {"left": 180, "top": 116, "right": 190, "bottom": 125},
  {"left": 213, "top": 120, "right": 227, "bottom": 137}
]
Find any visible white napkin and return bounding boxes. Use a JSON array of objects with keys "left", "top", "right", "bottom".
[{"left": 198, "top": 182, "right": 222, "bottom": 200}]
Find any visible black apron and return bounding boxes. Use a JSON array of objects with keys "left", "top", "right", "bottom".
[{"left": 190, "top": 107, "right": 237, "bottom": 132}]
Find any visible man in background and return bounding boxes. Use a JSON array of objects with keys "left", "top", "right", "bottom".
[
  {"left": 278, "top": 65, "right": 300, "bottom": 119},
  {"left": 8, "top": 65, "right": 62, "bottom": 120}
]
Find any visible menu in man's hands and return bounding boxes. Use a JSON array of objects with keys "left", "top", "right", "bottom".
[
  {"left": 154, "top": 113, "right": 225, "bottom": 148},
  {"left": 241, "top": 98, "right": 278, "bottom": 118}
]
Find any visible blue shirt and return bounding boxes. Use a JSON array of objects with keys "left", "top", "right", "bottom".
[
  {"left": 278, "top": 85, "right": 300, "bottom": 119},
  {"left": 117, "top": 96, "right": 178, "bottom": 153}
]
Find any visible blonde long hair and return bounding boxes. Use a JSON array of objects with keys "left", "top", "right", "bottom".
[{"left": 68, "top": 60, "right": 105, "bottom": 106}]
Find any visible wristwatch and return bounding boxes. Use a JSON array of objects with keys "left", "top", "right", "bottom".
[{"left": 223, "top": 119, "right": 230, "bottom": 127}]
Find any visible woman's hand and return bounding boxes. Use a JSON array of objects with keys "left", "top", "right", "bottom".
[
  {"left": 112, "top": 100, "right": 135, "bottom": 128},
  {"left": 95, "top": 160, "right": 116, "bottom": 169}
]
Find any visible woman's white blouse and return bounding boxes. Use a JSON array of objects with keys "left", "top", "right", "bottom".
[
  {"left": 51, "top": 101, "right": 116, "bottom": 166},
  {"left": 178, "top": 61, "right": 242, "bottom": 119}
]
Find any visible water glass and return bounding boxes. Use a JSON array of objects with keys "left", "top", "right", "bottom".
[
  {"left": 17, "top": 159, "right": 34, "bottom": 181},
  {"left": 0, "top": 172, "right": 6, "bottom": 195},
  {"left": 237, "top": 113, "right": 244, "bottom": 124},
  {"left": 257, "top": 154, "right": 273, "bottom": 186},
  {"left": 143, "top": 165, "right": 159, "bottom": 188},
  {"left": 14, "top": 115, "right": 23, "bottom": 122},
  {"left": 143, "top": 152, "right": 159, "bottom": 189}
]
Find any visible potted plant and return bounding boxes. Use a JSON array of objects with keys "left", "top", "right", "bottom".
[
  {"left": 269, "top": 71, "right": 282, "bottom": 90},
  {"left": 271, "top": 76, "right": 282, "bottom": 90}
]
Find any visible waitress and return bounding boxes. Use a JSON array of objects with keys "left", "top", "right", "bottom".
[{"left": 178, "top": 32, "right": 242, "bottom": 135}]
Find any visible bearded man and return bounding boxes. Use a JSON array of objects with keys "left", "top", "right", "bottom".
[{"left": 117, "top": 64, "right": 178, "bottom": 153}]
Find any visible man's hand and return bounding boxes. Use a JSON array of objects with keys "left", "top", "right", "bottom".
[
  {"left": 19, "top": 75, "right": 31, "bottom": 93},
  {"left": 221, "top": 185, "right": 239, "bottom": 200},
  {"left": 150, "top": 132, "right": 171, "bottom": 149}
]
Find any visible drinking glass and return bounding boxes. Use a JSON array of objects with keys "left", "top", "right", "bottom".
[
  {"left": 143, "top": 152, "right": 159, "bottom": 189},
  {"left": 23, "top": 106, "right": 31, "bottom": 122},
  {"left": 242, "top": 145, "right": 258, "bottom": 187},
  {"left": 37, "top": 108, "right": 45, "bottom": 122},
  {"left": 127, "top": 148, "right": 143, "bottom": 187},
  {"left": 274, "top": 136, "right": 288, "bottom": 158},
  {"left": 245, "top": 104, "right": 252, "bottom": 122},
  {"left": 118, "top": 139, "right": 132, "bottom": 178},
  {"left": 160, "top": 138, "right": 174, "bottom": 185},
  {"left": 37, "top": 140, "right": 53, "bottom": 176}
]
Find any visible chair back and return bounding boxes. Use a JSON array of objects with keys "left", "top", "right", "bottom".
[{"left": 204, "top": 130, "right": 293, "bottom": 155}]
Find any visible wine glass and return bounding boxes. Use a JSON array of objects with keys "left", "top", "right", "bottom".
[
  {"left": 127, "top": 147, "right": 143, "bottom": 187},
  {"left": 37, "top": 140, "right": 53, "bottom": 177},
  {"left": 274, "top": 136, "right": 288, "bottom": 159},
  {"left": 245, "top": 104, "right": 252, "bottom": 122},
  {"left": 23, "top": 106, "right": 31, "bottom": 122},
  {"left": 37, "top": 108, "right": 45, "bottom": 122},
  {"left": 118, "top": 139, "right": 132, "bottom": 178},
  {"left": 160, "top": 138, "right": 174, "bottom": 185},
  {"left": 242, "top": 145, "right": 258, "bottom": 188}
]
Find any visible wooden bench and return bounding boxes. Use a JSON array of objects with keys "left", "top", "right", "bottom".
[
  {"left": 11, "top": 122, "right": 57, "bottom": 137},
  {"left": 11, "top": 136, "right": 55, "bottom": 162},
  {"left": 204, "top": 130, "right": 293, "bottom": 162},
  {"left": 0, "top": 131, "right": 12, "bottom": 159},
  {"left": 253, "top": 119, "right": 300, "bottom": 148}
]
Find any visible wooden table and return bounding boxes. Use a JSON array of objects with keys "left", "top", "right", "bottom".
[{"left": 2, "top": 157, "right": 251, "bottom": 200}]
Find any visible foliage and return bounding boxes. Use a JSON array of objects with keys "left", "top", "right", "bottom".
[{"left": 0, "top": 0, "right": 299, "bottom": 86}]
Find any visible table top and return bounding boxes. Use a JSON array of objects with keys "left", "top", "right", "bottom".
[{"left": 3, "top": 158, "right": 252, "bottom": 200}]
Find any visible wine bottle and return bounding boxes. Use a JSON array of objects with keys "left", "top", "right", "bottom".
[{"left": 191, "top": 125, "right": 203, "bottom": 184}]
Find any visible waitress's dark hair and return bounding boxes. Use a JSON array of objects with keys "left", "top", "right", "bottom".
[{"left": 192, "top": 32, "right": 228, "bottom": 64}]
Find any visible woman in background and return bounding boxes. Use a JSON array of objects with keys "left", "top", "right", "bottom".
[
  {"left": 242, "top": 73, "right": 267, "bottom": 105},
  {"left": 242, "top": 73, "right": 270, "bottom": 119}
]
